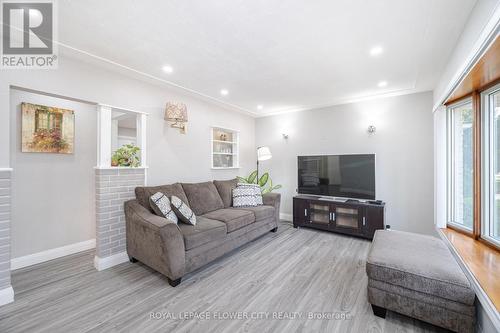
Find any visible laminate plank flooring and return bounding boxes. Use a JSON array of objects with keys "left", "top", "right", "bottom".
[{"left": 0, "top": 222, "right": 447, "bottom": 333}]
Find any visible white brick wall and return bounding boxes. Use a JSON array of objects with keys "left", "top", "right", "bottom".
[
  {"left": 0, "top": 170, "right": 11, "bottom": 290},
  {"left": 95, "top": 168, "right": 145, "bottom": 258}
]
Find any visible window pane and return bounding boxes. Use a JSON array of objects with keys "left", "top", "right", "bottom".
[
  {"left": 451, "top": 102, "right": 473, "bottom": 229},
  {"left": 491, "top": 92, "right": 500, "bottom": 241}
]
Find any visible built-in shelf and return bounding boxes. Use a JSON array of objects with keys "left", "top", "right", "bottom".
[{"left": 211, "top": 127, "right": 239, "bottom": 169}]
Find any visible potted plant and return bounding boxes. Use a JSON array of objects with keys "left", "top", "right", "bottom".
[
  {"left": 237, "top": 170, "right": 282, "bottom": 194},
  {"left": 111, "top": 144, "right": 141, "bottom": 167}
]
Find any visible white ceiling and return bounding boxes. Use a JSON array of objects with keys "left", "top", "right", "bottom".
[{"left": 58, "top": 0, "right": 477, "bottom": 116}]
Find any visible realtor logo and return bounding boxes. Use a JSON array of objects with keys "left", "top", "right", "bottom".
[{"left": 1, "top": 0, "right": 58, "bottom": 68}]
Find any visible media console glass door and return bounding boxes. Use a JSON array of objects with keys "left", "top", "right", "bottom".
[
  {"left": 330, "top": 204, "right": 364, "bottom": 234},
  {"left": 309, "top": 202, "right": 330, "bottom": 225}
]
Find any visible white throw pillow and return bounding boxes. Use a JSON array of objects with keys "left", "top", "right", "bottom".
[
  {"left": 237, "top": 183, "right": 263, "bottom": 205},
  {"left": 232, "top": 186, "right": 257, "bottom": 207},
  {"left": 149, "top": 192, "right": 178, "bottom": 224},
  {"left": 171, "top": 195, "right": 197, "bottom": 225}
]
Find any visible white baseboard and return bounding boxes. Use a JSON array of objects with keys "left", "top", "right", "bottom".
[
  {"left": 11, "top": 239, "right": 96, "bottom": 270},
  {"left": 280, "top": 213, "right": 293, "bottom": 221},
  {"left": 94, "top": 251, "right": 129, "bottom": 271},
  {"left": 0, "top": 286, "right": 14, "bottom": 306}
]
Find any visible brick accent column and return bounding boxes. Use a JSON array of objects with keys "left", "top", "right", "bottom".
[
  {"left": 0, "top": 169, "right": 14, "bottom": 305},
  {"left": 94, "top": 168, "right": 145, "bottom": 270}
]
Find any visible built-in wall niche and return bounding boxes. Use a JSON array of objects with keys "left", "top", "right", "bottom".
[{"left": 211, "top": 127, "right": 239, "bottom": 169}]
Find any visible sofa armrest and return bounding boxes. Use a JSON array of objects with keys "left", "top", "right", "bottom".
[
  {"left": 263, "top": 192, "right": 281, "bottom": 224},
  {"left": 124, "top": 200, "right": 185, "bottom": 280}
]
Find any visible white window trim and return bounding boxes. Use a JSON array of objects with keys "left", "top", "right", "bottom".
[
  {"left": 481, "top": 83, "right": 500, "bottom": 247},
  {"left": 446, "top": 98, "right": 473, "bottom": 232}
]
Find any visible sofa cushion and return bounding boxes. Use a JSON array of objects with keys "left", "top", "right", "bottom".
[
  {"left": 135, "top": 183, "right": 189, "bottom": 210},
  {"left": 149, "top": 192, "right": 178, "bottom": 224},
  {"left": 203, "top": 208, "right": 255, "bottom": 233},
  {"left": 182, "top": 182, "right": 224, "bottom": 215},
  {"left": 213, "top": 179, "right": 238, "bottom": 208},
  {"left": 237, "top": 205, "right": 275, "bottom": 221},
  {"left": 366, "top": 230, "right": 475, "bottom": 305},
  {"left": 238, "top": 183, "right": 263, "bottom": 205},
  {"left": 171, "top": 195, "right": 196, "bottom": 225},
  {"left": 177, "top": 216, "right": 227, "bottom": 250},
  {"left": 232, "top": 185, "right": 258, "bottom": 207}
]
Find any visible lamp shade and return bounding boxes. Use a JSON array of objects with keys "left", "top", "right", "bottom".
[
  {"left": 165, "top": 102, "right": 188, "bottom": 122},
  {"left": 257, "top": 146, "right": 272, "bottom": 161}
]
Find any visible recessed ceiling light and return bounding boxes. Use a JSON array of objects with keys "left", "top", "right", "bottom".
[
  {"left": 257, "top": 105, "right": 263, "bottom": 110},
  {"left": 377, "top": 81, "right": 388, "bottom": 88},
  {"left": 162, "top": 65, "right": 173, "bottom": 74},
  {"left": 220, "top": 89, "right": 229, "bottom": 96},
  {"left": 370, "top": 46, "right": 384, "bottom": 56}
]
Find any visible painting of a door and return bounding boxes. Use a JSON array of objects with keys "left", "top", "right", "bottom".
[{"left": 21, "top": 102, "right": 75, "bottom": 154}]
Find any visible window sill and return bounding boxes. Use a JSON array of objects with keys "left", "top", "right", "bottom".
[{"left": 438, "top": 228, "right": 500, "bottom": 328}]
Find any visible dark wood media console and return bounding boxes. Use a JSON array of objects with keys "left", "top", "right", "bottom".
[{"left": 293, "top": 195, "right": 385, "bottom": 240}]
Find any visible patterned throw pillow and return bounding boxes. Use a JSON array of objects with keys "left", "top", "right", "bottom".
[
  {"left": 149, "top": 192, "right": 178, "bottom": 224},
  {"left": 237, "top": 183, "right": 263, "bottom": 205},
  {"left": 171, "top": 195, "right": 196, "bottom": 225},
  {"left": 233, "top": 184, "right": 259, "bottom": 207}
]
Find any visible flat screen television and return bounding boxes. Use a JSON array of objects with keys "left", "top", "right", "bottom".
[{"left": 297, "top": 154, "right": 376, "bottom": 200}]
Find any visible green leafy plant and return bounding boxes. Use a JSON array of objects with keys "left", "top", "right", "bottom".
[
  {"left": 111, "top": 144, "right": 141, "bottom": 167},
  {"left": 237, "top": 170, "right": 282, "bottom": 194}
]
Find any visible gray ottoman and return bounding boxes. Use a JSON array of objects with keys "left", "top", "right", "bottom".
[{"left": 366, "top": 230, "right": 475, "bottom": 333}]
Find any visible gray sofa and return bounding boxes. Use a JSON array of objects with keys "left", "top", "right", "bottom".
[
  {"left": 366, "top": 230, "right": 475, "bottom": 333},
  {"left": 124, "top": 179, "right": 281, "bottom": 287}
]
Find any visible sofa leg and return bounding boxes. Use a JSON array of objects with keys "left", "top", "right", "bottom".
[
  {"left": 270, "top": 227, "right": 278, "bottom": 233},
  {"left": 371, "top": 304, "right": 387, "bottom": 318},
  {"left": 168, "top": 277, "right": 182, "bottom": 287},
  {"left": 129, "top": 256, "right": 138, "bottom": 263}
]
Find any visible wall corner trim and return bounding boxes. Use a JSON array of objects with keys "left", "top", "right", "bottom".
[
  {"left": 11, "top": 239, "right": 96, "bottom": 270},
  {"left": 0, "top": 286, "right": 14, "bottom": 306},
  {"left": 94, "top": 251, "right": 129, "bottom": 271},
  {"left": 280, "top": 213, "right": 293, "bottom": 221}
]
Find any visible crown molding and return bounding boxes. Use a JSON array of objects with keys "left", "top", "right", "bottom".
[
  {"left": 57, "top": 42, "right": 259, "bottom": 118},
  {"left": 256, "top": 88, "right": 430, "bottom": 118}
]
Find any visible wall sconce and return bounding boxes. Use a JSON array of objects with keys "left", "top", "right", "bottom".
[
  {"left": 165, "top": 102, "right": 188, "bottom": 134},
  {"left": 367, "top": 125, "right": 376, "bottom": 135},
  {"left": 282, "top": 133, "right": 289, "bottom": 139}
]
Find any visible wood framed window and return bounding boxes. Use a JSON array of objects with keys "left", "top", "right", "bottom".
[
  {"left": 446, "top": 84, "right": 500, "bottom": 250},
  {"left": 444, "top": 35, "right": 500, "bottom": 251}
]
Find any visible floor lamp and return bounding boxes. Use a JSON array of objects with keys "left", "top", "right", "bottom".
[{"left": 256, "top": 146, "right": 272, "bottom": 183}]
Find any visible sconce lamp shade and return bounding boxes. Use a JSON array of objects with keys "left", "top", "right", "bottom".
[
  {"left": 257, "top": 146, "right": 272, "bottom": 161},
  {"left": 165, "top": 102, "right": 188, "bottom": 122}
]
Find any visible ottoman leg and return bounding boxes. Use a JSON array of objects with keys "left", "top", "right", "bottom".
[{"left": 371, "top": 304, "right": 387, "bottom": 318}]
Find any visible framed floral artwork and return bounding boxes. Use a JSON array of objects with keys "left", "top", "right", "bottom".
[{"left": 21, "top": 102, "right": 75, "bottom": 154}]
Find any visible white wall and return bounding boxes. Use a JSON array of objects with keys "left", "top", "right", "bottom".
[
  {"left": 433, "top": 0, "right": 499, "bottom": 108},
  {"left": 9, "top": 90, "right": 97, "bottom": 258},
  {"left": 0, "top": 55, "right": 256, "bottom": 184},
  {"left": 0, "top": 55, "right": 255, "bottom": 258},
  {"left": 256, "top": 92, "right": 435, "bottom": 235}
]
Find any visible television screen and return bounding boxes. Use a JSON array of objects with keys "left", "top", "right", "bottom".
[{"left": 297, "top": 154, "right": 375, "bottom": 200}]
